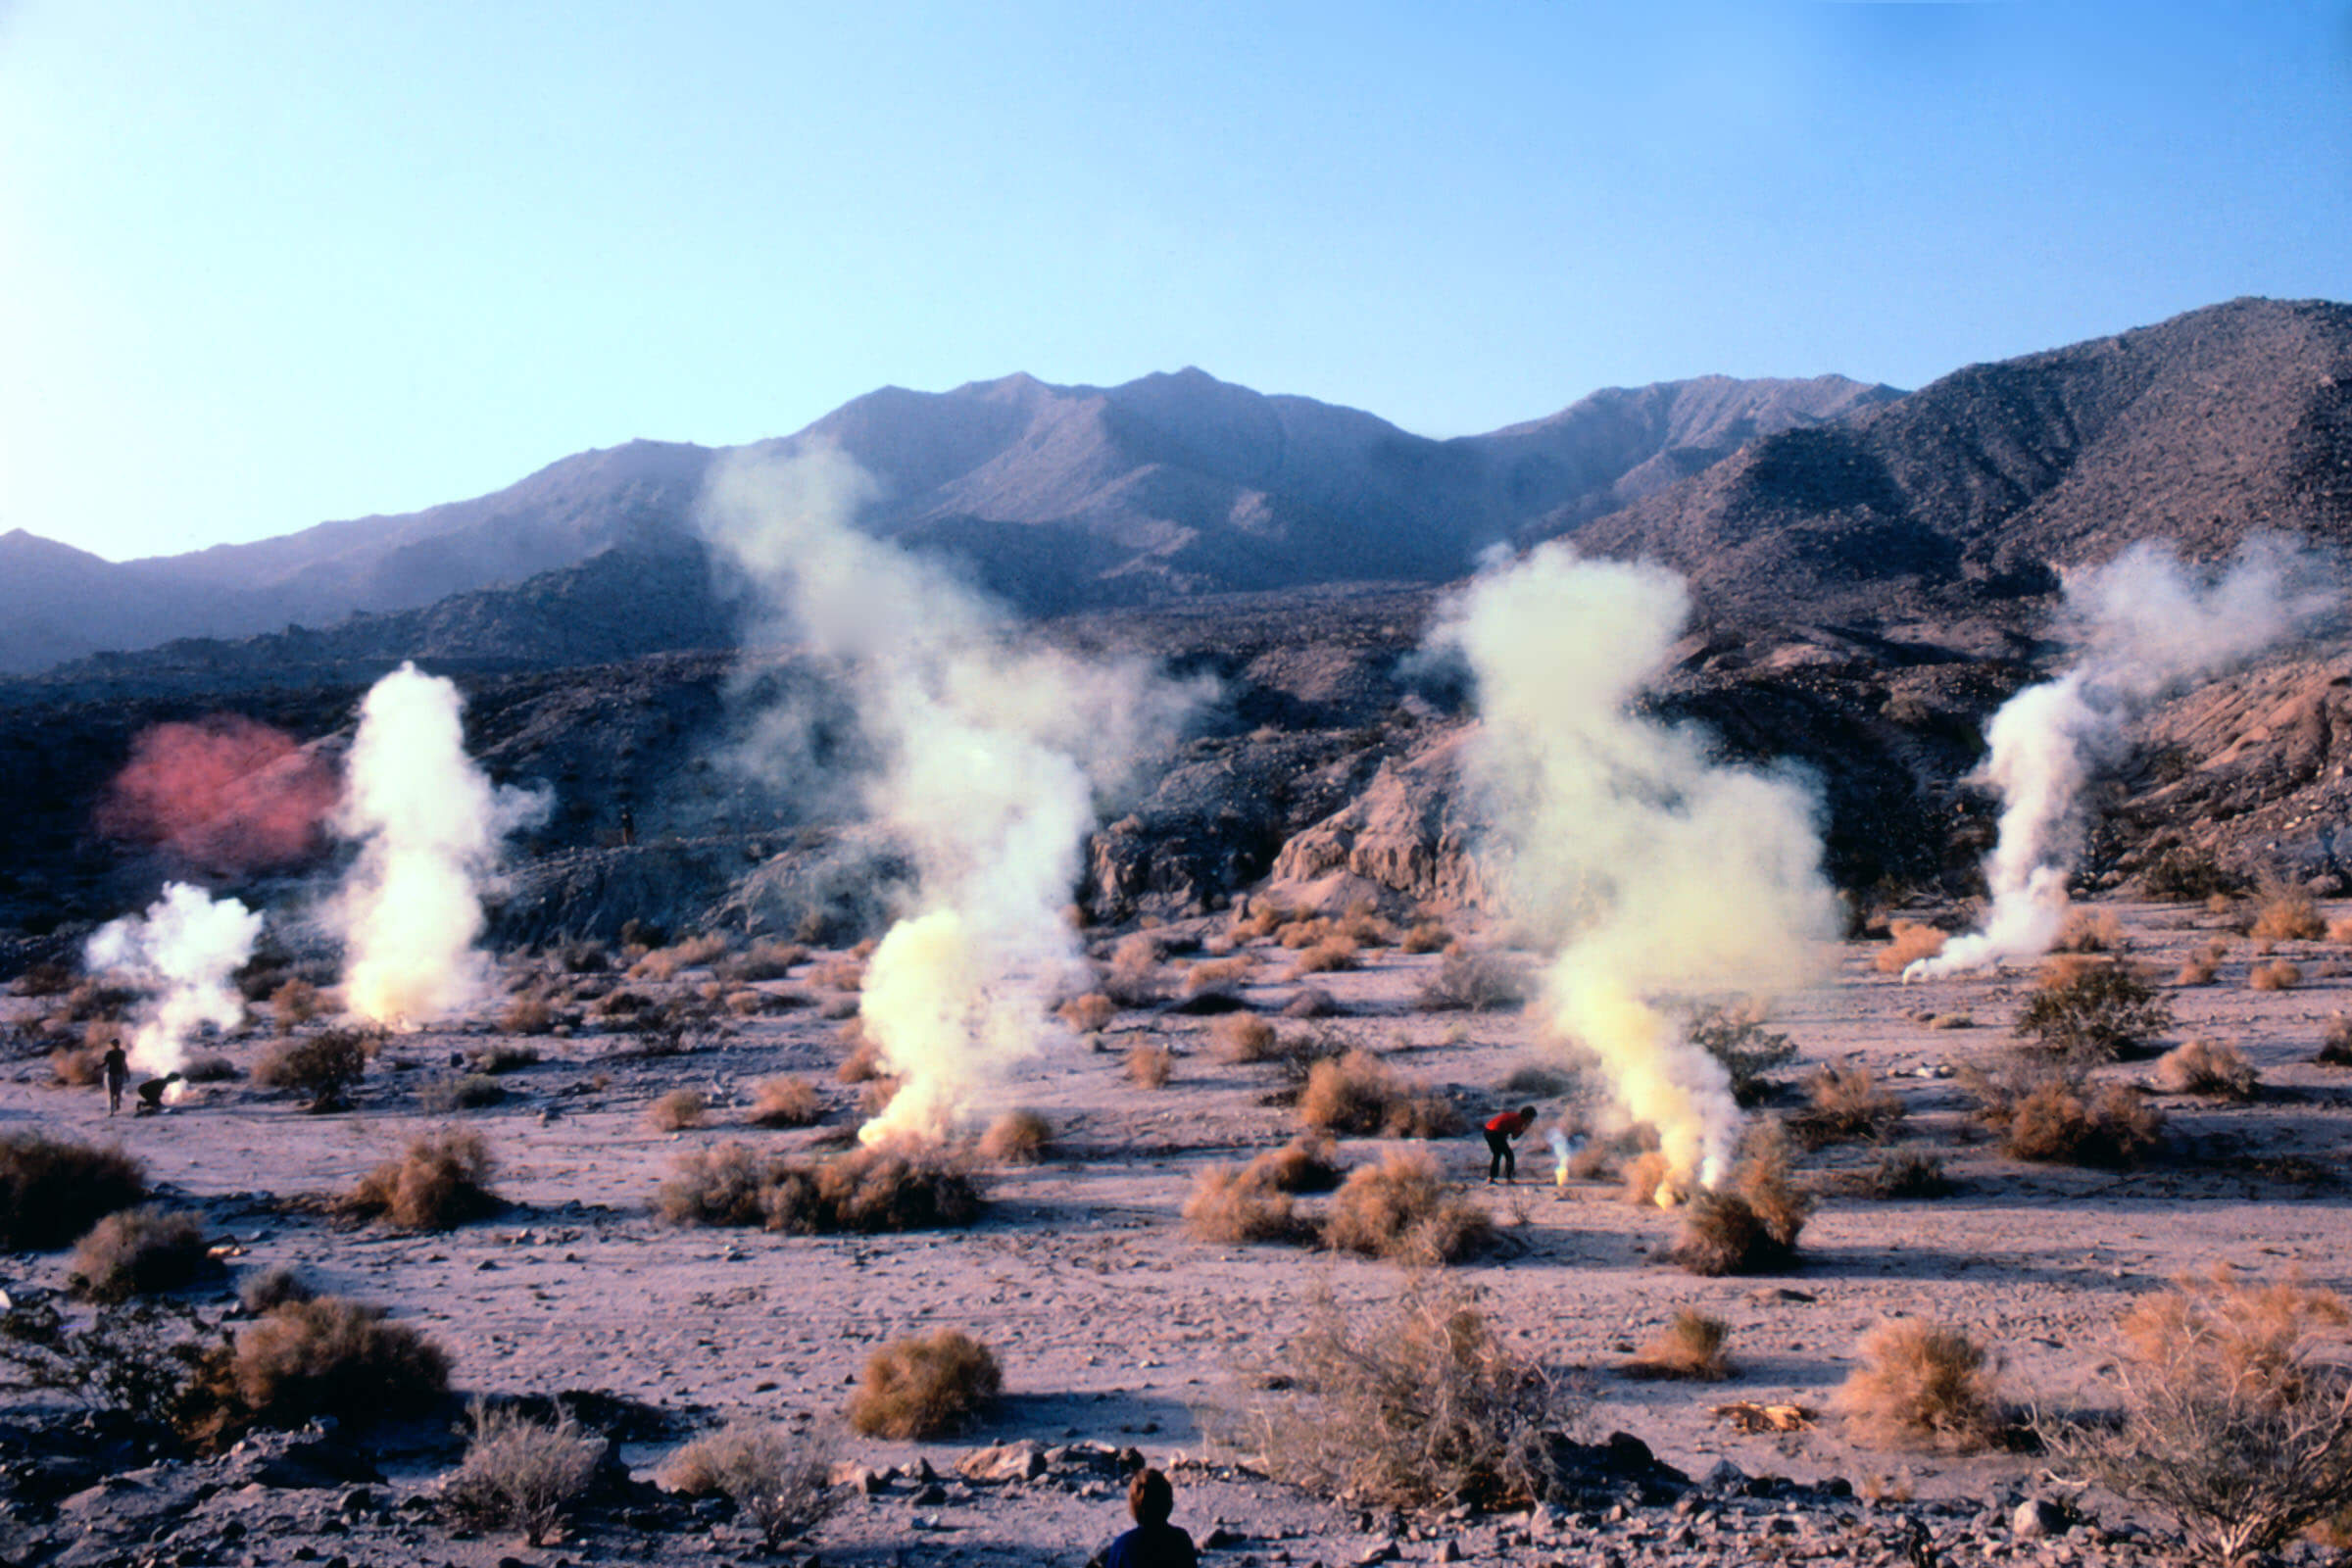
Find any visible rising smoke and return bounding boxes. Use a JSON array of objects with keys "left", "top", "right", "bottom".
[
  {"left": 1431, "top": 545, "right": 1838, "bottom": 1200},
  {"left": 332, "top": 663, "right": 547, "bottom": 1026},
  {"left": 1908, "top": 540, "right": 2339, "bottom": 981},
  {"left": 95, "top": 714, "right": 340, "bottom": 874},
  {"left": 84, "top": 881, "right": 265, "bottom": 1076},
  {"left": 699, "top": 448, "right": 1200, "bottom": 1146}
]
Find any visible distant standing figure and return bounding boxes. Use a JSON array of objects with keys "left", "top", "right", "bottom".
[
  {"left": 102, "top": 1044, "right": 130, "bottom": 1117},
  {"left": 1484, "top": 1104, "right": 1538, "bottom": 1184},
  {"left": 132, "top": 1072, "right": 182, "bottom": 1116},
  {"left": 1103, "top": 1468, "right": 1197, "bottom": 1568},
  {"left": 618, "top": 805, "right": 637, "bottom": 847}
]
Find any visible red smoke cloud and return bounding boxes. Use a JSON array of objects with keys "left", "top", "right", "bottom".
[{"left": 96, "top": 715, "right": 341, "bottom": 874}]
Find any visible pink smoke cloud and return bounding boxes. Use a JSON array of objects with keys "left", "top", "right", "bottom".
[{"left": 96, "top": 715, "right": 341, "bottom": 874}]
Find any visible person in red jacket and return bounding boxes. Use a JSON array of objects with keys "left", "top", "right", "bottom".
[{"left": 1484, "top": 1104, "right": 1538, "bottom": 1184}]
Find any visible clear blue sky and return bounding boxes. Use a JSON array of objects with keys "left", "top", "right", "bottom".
[{"left": 4, "top": 2, "right": 2348, "bottom": 562}]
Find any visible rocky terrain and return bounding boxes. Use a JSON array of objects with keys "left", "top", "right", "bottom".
[{"left": 3, "top": 902, "right": 2351, "bottom": 1566}]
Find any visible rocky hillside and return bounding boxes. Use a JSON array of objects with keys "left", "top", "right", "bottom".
[{"left": 1576, "top": 297, "right": 2352, "bottom": 625}]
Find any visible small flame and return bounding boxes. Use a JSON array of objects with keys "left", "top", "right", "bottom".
[{"left": 1546, "top": 1128, "right": 1575, "bottom": 1187}]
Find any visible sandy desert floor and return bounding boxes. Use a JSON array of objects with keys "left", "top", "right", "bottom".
[{"left": 4, "top": 900, "right": 2351, "bottom": 1568}]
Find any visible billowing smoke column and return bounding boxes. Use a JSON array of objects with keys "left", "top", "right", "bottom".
[
  {"left": 333, "top": 663, "right": 547, "bottom": 1026},
  {"left": 95, "top": 714, "right": 340, "bottom": 874},
  {"left": 1432, "top": 545, "right": 1838, "bottom": 1201},
  {"left": 84, "top": 882, "right": 264, "bottom": 1075},
  {"left": 1908, "top": 540, "right": 2337, "bottom": 981},
  {"left": 700, "top": 448, "right": 1199, "bottom": 1146}
]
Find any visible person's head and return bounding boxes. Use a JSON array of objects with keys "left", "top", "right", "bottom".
[
  {"left": 1128, "top": 1466, "right": 1173, "bottom": 1527},
  {"left": 1517, "top": 1104, "right": 1536, "bottom": 1121}
]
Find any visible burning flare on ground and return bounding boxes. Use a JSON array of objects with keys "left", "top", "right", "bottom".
[
  {"left": 1908, "top": 540, "right": 2337, "bottom": 981},
  {"left": 84, "top": 882, "right": 264, "bottom": 1077},
  {"left": 699, "top": 448, "right": 1199, "bottom": 1147},
  {"left": 1432, "top": 545, "right": 1838, "bottom": 1201},
  {"left": 332, "top": 663, "right": 547, "bottom": 1026}
]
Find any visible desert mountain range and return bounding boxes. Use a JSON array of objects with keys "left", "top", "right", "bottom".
[
  {"left": 0, "top": 367, "right": 1894, "bottom": 675},
  {"left": 5, "top": 297, "right": 2351, "bottom": 956}
]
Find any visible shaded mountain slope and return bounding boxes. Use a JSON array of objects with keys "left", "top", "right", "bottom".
[{"left": 1575, "top": 298, "right": 2352, "bottom": 624}]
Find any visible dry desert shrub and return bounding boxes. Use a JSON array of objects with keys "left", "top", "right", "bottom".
[
  {"left": 1231, "top": 901, "right": 1288, "bottom": 941},
  {"left": 2250, "top": 959, "right": 2303, "bottom": 992},
  {"left": 656, "top": 1144, "right": 983, "bottom": 1233},
  {"left": 2054, "top": 906, "right": 2126, "bottom": 954},
  {"left": 1622, "top": 1310, "right": 1733, "bottom": 1381},
  {"left": 179, "top": 1053, "right": 234, "bottom": 1083},
  {"left": 1836, "top": 1319, "right": 2002, "bottom": 1451},
  {"left": 1413, "top": 949, "right": 1528, "bottom": 1012},
  {"left": 239, "top": 1265, "right": 315, "bottom": 1313},
  {"left": 1210, "top": 1012, "right": 1278, "bottom": 1063},
  {"left": 253, "top": 1028, "right": 370, "bottom": 1111},
  {"left": 2041, "top": 1270, "right": 2352, "bottom": 1566},
  {"left": 1258, "top": 1133, "right": 1345, "bottom": 1193},
  {"left": 1676, "top": 1124, "right": 1812, "bottom": 1277},
  {"left": 270, "top": 978, "right": 319, "bottom": 1030},
  {"left": 1283, "top": 987, "right": 1341, "bottom": 1019},
  {"left": 1791, "top": 1061, "right": 1904, "bottom": 1147},
  {"left": 847, "top": 1329, "right": 1002, "bottom": 1439},
  {"left": 1689, "top": 1003, "right": 1799, "bottom": 1105},
  {"left": 1292, "top": 935, "right": 1361, "bottom": 977},
  {"left": 225, "top": 1295, "right": 451, "bottom": 1431},
  {"left": 1621, "top": 1150, "right": 1673, "bottom": 1206},
  {"left": 1872, "top": 919, "right": 1947, "bottom": 974},
  {"left": 647, "top": 1089, "right": 707, "bottom": 1131},
  {"left": 0, "top": 1133, "right": 147, "bottom": 1250},
  {"left": 1858, "top": 1148, "right": 1954, "bottom": 1200},
  {"left": 657, "top": 1418, "right": 837, "bottom": 1547},
  {"left": 2153, "top": 1037, "right": 2260, "bottom": 1100},
  {"left": 2330, "top": 916, "right": 2352, "bottom": 945},
  {"left": 558, "top": 940, "right": 611, "bottom": 974},
  {"left": 1125, "top": 1044, "right": 1174, "bottom": 1089},
  {"left": 809, "top": 957, "right": 863, "bottom": 993},
  {"left": 68, "top": 1206, "right": 214, "bottom": 1302},
  {"left": 1398, "top": 921, "right": 1451, "bottom": 955},
  {"left": 348, "top": 1128, "right": 502, "bottom": 1231},
  {"left": 1182, "top": 1163, "right": 1302, "bottom": 1245},
  {"left": 2251, "top": 886, "right": 2328, "bottom": 943},
  {"left": 1965, "top": 1054, "right": 2165, "bottom": 1167},
  {"left": 856, "top": 1077, "right": 901, "bottom": 1117},
  {"left": 49, "top": 1042, "right": 105, "bottom": 1087},
  {"left": 2176, "top": 939, "right": 2227, "bottom": 987},
  {"left": 719, "top": 941, "right": 808, "bottom": 983},
  {"left": 747, "top": 1076, "right": 824, "bottom": 1128},
  {"left": 1274, "top": 916, "right": 1333, "bottom": 951},
  {"left": 469, "top": 1042, "right": 539, "bottom": 1074},
  {"left": 12, "top": 959, "right": 74, "bottom": 998},
  {"left": 977, "top": 1108, "right": 1053, "bottom": 1164},
  {"left": 1184, "top": 955, "right": 1258, "bottom": 996},
  {"left": 1323, "top": 1150, "right": 1492, "bottom": 1265},
  {"left": 1337, "top": 900, "right": 1397, "bottom": 948},
  {"left": 1297, "top": 1051, "right": 1461, "bottom": 1139},
  {"left": 442, "top": 1400, "right": 605, "bottom": 1547},
  {"left": 2013, "top": 963, "right": 2173, "bottom": 1059},
  {"left": 1251, "top": 1280, "right": 1569, "bottom": 1510},
  {"left": 500, "top": 995, "right": 557, "bottom": 1035},
  {"left": 630, "top": 933, "right": 729, "bottom": 982},
  {"left": 2320, "top": 1014, "right": 2352, "bottom": 1066},
  {"left": 1102, "top": 934, "right": 1163, "bottom": 1007},
  {"left": 835, "top": 1030, "right": 889, "bottom": 1083},
  {"left": 1056, "top": 992, "right": 1116, "bottom": 1033},
  {"left": 417, "top": 1072, "right": 506, "bottom": 1113},
  {"left": 2138, "top": 849, "right": 2246, "bottom": 902},
  {"left": 590, "top": 987, "right": 653, "bottom": 1020}
]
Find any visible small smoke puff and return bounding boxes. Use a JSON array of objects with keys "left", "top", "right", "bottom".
[
  {"left": 1912, "top": 540, "right": 2339, "bottom": 982},
  {"left": 96, "top": 715, "right": 338, "bottom": 873},
  {"left": 1431, "top": 545, "right": 1837, "bottom": 1197},
  {"left": 333, "top": 665, "right": 548, "bottom": 1026},
  {"left": 84, "top": 882, "right": 264, "bottom": 1076},
  {"left": 697, "top": 449, "right": 1204, "bottom": 1147}
]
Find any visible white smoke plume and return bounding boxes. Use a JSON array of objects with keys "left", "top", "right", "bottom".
[
  {"left": 1909, "top": 539, "right": 2339, "bottom": 981},
  {"left": 1432, "top": 544, "right": 1839, "bottom": 1200},
  {"left": 699, "top": 448, "right": 1200, "bottom": 1146},
  {"left": 84, "top": 881, "right": 264, "bottom": 1076},
  {"left": 333, "top": 662, "right": 548, "bottom": 1026}
]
